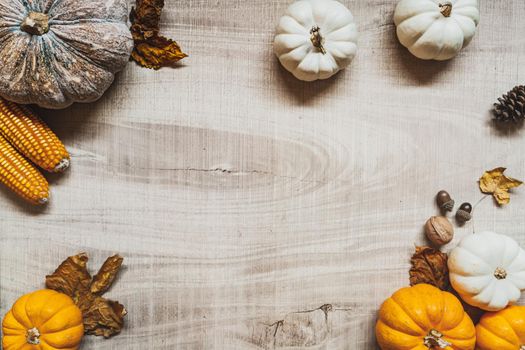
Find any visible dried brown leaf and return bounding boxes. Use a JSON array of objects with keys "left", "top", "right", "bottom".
[
  {"left": 409, "top": 246, "right": 450, "bottom": 291},
  {"left": 78, "top": 294, "right": 127, "bottom": 338},
  {"left": 91, "top": 255, "right": 124, "bottom": 295},
  {"left": 479, "top": 167, "right": 523, "bottom": 205},
  {"left": 46, "top": 253, "right": 126, "bottom": 338},
  {"left": 130, "top": 0, "right": 187, "bottom": 69},
  {"left": 45, "top": 253, "right": 91, "bottom": 298}
]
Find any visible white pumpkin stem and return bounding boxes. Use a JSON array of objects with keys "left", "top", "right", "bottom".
[
  {"left": 494, "top": 267, "right": 507, "bottom": 280},
  {"left": 21, "top": 12, "right": 49, "bottom": 36},
  {"left": 26, "top": 327, "right": 41, "bottom": 345},
  {"left": 439, "top": 2, "right": 453, "bottom": 17},
  {"left": 310, "top": 26, "right": 327, "bottom": 55},
  {"left": 424, "top": 329, "right": 451, "bottom": 349}
]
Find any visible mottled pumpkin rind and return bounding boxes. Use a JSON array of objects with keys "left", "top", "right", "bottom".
[
  {"left": 376, "top": 284, "right": 476, "bottom": 350},
  {"left": 476, "top": 305, "right": 525, "bottom": 350},
  {"left": 0, "top": 0, "right": 134, "bottom": 109},
  {"left": 2, "top": 289, "right": 84, "bottom": 350}
]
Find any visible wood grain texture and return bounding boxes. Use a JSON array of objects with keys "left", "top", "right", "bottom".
[{"left": 1, "top": 0, "right": 525, "bottom": 349}]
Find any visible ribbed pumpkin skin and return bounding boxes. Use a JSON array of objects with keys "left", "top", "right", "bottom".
[
  {"left": 476, "top": 305, "right": 525, "bottom": 350},
  {"left": 376, "top": 284, "right": 476, "bottom": 350},
  {"left": 2, "top": 289, "right": 84, "bottom": 350},
  {"left": 448, "top": 232, "right": 525, "bottom": 312},
  {"left": 0, "top": 0, "right": 133, "bottom": 109}
]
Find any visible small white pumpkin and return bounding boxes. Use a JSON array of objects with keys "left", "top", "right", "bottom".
[
  {"left": 273, "top": 0, "right": 358, "bottom": 82},
  {"left": 393, "top": 0, "right": 480, "bottom": 61},
  {"left": 448, "top": 232, "right": 525, "bottom": 311}
]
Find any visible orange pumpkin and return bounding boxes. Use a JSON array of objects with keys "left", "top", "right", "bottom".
[
  {"left": 376, "top": 284, "right": 476, "bottom": 350},
  {"left": 2, "top": 289, "right": 84, "bottom": 350},
  {"left": 476, "top": 305, "right": 525, "bottom": 350}
]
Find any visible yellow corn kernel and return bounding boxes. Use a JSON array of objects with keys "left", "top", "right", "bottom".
[
  {"left": 0, "top": 134, "right": 49, "bottom": 205},
  {"left": 0, "top": 97, "right": 70, "bottom": 173}
]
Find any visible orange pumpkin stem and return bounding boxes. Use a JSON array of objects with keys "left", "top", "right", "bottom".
[
  {"left": 424, "top": 329, "right": 451, "bottom": 349},
  {"left": 26, "top": 327, "right": 40, "bottom": 345}
]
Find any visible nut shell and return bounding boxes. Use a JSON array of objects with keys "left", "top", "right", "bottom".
[
  {"left": 456, "top": 210, "right": 472, "bottom": 222},
  {"left": 458, "top": 202, "right": 472, "bottom": 213},
  {"left": 436, "top": 190, "right": 455, "bottom": 212},
  {"left": 425, "top": 216, "right": 454, "bottom": 246},
  {"left": 456, "top": 202, "right": 473, "bottom": 222}
]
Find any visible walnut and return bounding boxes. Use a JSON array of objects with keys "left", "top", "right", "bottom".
[{"left": 424, "top": 216, "right": 454, "bottom": 246}]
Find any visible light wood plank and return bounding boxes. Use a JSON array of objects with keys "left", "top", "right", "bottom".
[{"left": 1, "top": 0, "right": 525, "bottom": 349}]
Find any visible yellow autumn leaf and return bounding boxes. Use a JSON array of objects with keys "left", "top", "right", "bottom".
[
  {"left": 479, "top": 167, "right": 523, "bottom": 205},
  {"left": 132, "top": 40, "right": 187, "bottom": 70}
]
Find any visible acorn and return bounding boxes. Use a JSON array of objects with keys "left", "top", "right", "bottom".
[
  {"left": 436, "top": 190, "right": 455, "bottom": 212},
  {"left": 456, "top": 202, "right": 472, "bottom": 222}
]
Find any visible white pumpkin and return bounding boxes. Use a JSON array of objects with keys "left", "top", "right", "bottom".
[
  {"left": 393, "top": 0, "right": 480, "bottom": 61},
  {"left": 273, "top": 0, "right": 358, "bottom": 82},
  {"left": 448, "top": 232, "right": 525, "bottom": 311}
]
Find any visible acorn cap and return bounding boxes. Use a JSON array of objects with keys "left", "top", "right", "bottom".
[
  {"left": 441, "top": 199, "right": 455, "bottom": 212},
  {"left": 456, "top": 209, "right": 472, "bottom": 222}
]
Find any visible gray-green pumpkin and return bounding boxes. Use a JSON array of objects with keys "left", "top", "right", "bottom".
[{"left": 0, "top": 0, "right": 134, "bottom": 109}]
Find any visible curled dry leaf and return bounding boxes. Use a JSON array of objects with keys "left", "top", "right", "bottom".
[
  {"left": 46, "top": 253, "right": 126, "bottom": 338},
  {"left": 479, "top": 167, "right": 523, "bottom": 205},
  {"left": 130, "top": 0, "right": 187, "bottom": 69},
  {"left": 409, "top": 246, "right": 450, "bottom": 291},
  {"left": 91, "top": 255, "right": 124, "bottom": 295}
]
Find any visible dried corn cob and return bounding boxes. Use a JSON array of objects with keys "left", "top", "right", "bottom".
[
  {"left": 0, "top": 97, "right": 70, "bottom": 172},
  {"left": 0, "top": 134, "right": 49, "bottom": 205}
]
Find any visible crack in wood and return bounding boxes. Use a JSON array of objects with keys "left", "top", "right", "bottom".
[
  {"left": 251, "top": 304, "right": 352, "bottom": 349},
  {"left": 107, "top": 164, "right": 333, "bottom": 186}
]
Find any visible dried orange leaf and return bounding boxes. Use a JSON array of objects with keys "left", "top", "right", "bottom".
[
  {"left": 409, "top": 246, "right": 450, "bottom": 291},
  {"left": 46, "top": 253, "right": 126, "bottom": 338},
  {"left": 130, "top": 0, "right": 187, "bottom": 69},
  {"left": 479, "top": 167, "right": 523, "bottom": 205}
]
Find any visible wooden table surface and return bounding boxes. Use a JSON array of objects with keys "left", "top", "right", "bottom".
[{"left": 1, "top": 0, "right": 525, "bottom": 349}]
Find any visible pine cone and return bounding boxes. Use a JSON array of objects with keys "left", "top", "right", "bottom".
[{"left": 493, "top": 85, "right": 525, "bottom": 123}]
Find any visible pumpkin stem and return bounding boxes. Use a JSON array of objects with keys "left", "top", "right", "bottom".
[
  {"left": 26, "top": 327, "right": 41, "bottom": 345},
  {"left": 424, "top": 329, "right": 451, "bottom": 349},
  {"left": 21, "top": 12, "right": 49, "bottom": 36},
  {"left": 439, "top": 2, "right": 453, "bottom": 17},
  {"left": 520, "top": 345, "right": 525, "bottom": 350},
  {"left": 310, "top": 26, "right": 327, "bottom": 55},
  {"left": 494, "top": 267, "right": 507, "bottom": 280}
]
